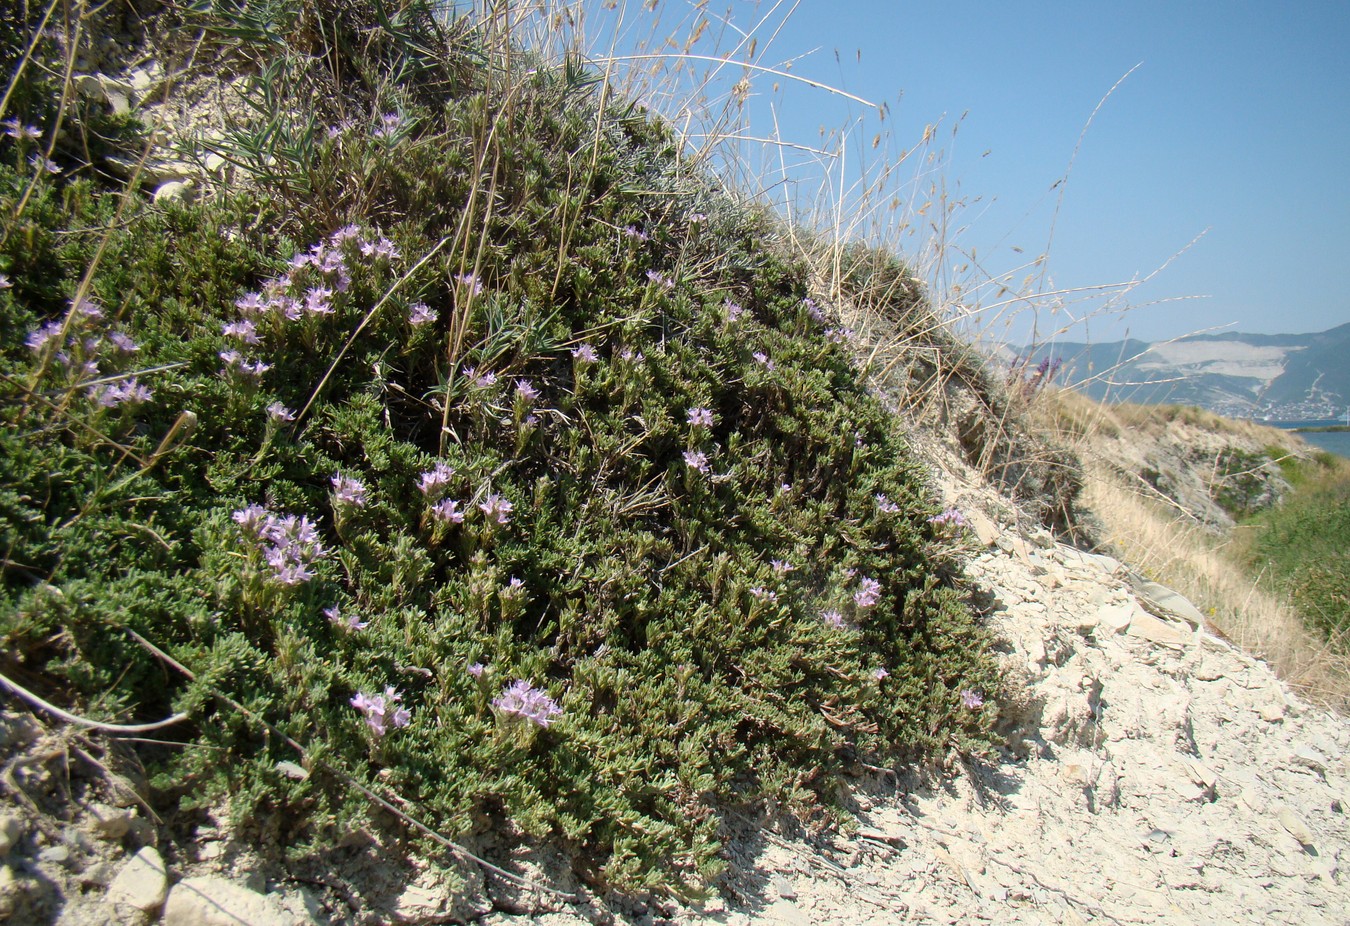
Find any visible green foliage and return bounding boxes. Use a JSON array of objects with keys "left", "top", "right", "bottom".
[
  {"left": 1240, "top": 459, "right": 1350, "bottom": 646},
  {"left": 0, "top": 0, "right": 1002, "bottom": 895}
]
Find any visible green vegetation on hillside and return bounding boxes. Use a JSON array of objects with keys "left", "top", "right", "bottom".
[
  {"left": 0, "top": 0, "right": 1000, "bottom": 893},
  {"left": 1238, "top": 452, "right": 1350, "bottom": 648}
]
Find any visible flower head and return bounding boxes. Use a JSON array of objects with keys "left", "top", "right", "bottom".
[
  {"left": 267, "top": 402, "right": 296, "bottom": 423},
  {"left": 0, "top": 274, "right": 12, "bottom": 290},
  {"left": 770, "top": 559, "right": 794, "bottom": 576},
  {"left": 749, "top": 587, "right": 778, "bottom": 603},
  {"left": 467, "top": 662, "right": 485, "bottom": 678},
  {"left": 873, "top": 667, "right": 890, "bottom": 681},
  {"left": 431, "top": 498, "right": 465, "bottom": 524},
  {"left": 821, "top": 609, "right": 847, "bottom": 629},
  {"left": 571, "top": 343, "right": 598, "bottom": 364},
  {"left": 929, "top": 508, "right": 968, "bottom": 528},
  {"left": 644, "top": 269, "right": 674, "bottom": 290},
  {"left": 724, "top": 300, "right": 744, "bottom": 322},
  {"left": 682, "top": 450, "right": 709, "bottom": 474},
  {"left": 350, "top": 686, "right": 411, "bottom": 736},
  {"left": 493, "top": 679, "right": 563, "bottom": 728},
  {"left": 514, "top": 379, "right": 539, "bottom": 403},
  {"left": 961, "top": 689, "right": 985, "bottom": 709},
  {"left": 686, "top": 407, "right": 714, "bottom": 428},
  {"left": 418, "top": 463, "right": 454, "bottom": 496},
  {"left": 454, "top": 272, "right": 484, "bottom": 296},
  {"left": 325, "top": 606, "right": 368, "bottom": 632},
  {"left": 853, "top": 577, "right": 882, "bottom": 609},
  {"left": 479, "top": 494, "right": 513, "bottom": 525},
  {"left": 1, "top": 119, "right": 42, "bottom": 141},
  {"left": 408, "top": 302, "right": 437, "bottom": 326},
  {"left": 875, "top": 494, "right": 901, "bottom": 514},
  {"left": 331, "top": 473, "right": 367, "bottom": 507}
]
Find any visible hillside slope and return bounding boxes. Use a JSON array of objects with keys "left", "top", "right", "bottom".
[{"left": 0, "top": 2, "right": 1345, "bottom": 924}]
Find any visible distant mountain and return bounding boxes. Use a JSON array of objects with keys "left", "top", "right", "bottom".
[{"left": 1015, "top": 322, "right": 1350, "bottom": 418}]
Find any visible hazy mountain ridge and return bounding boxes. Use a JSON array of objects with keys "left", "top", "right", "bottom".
[{"left": 1019, "top": 322, "right": 1350, "bottom": 418}]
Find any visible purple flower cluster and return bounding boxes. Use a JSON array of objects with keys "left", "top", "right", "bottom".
[
  {"left": 821, "top": 609, "right": 847, "bottom": 629},
  {"left": 514, "top": 379, "right": 539, "bottom": 403},
  {"left": 686, "top": 407, "right": 714, "bottom": 427},
  {"left": 752, "top": 351, "right": 775, "bottom": 371},
  {"left": 372, "top": 112, "right": 403, "bottom": 139},
  {"left": 853, "top": 576, "right": 882, "bottom": 609},
  {"left": 232, "top": 505, "right": 327, "bottom": 585},
  {"left": 2, "top": 118, "right": 42, "bottom": 141},
  {"left": 770, "top": 559, "right": 794, "bottom": 576},
  {"left": 418, "top": 462, "right": 454, "bottom": 496},
  {"left": 351, "top": 686, "right": 411, "bottom": 736},
  {"left": 25, "top": 298, "right": 151, "bottom": 405},
  {"left": 89, "top": 378, "right": 152, "bottom": 408},
  {"left": 267, "top": 403, "right": 296, "bottom": 424},
  {"left": 571, "top": 343, "right": 599, "bottom": 363},
  {"left": 408, "top": 301, "right": 437, "bottom": 326},
  {"left": 431, "top": 499, "right": 464, "bottom": 523},
  {"left": 929, "top": 508, "right": 968, "bottom": 528},
  {"left": 224, "top": 225, "right": 402, "bottom": 377},
  {"left": 493, "top": 680, "right": 563, "bottom": 728},
  {"left": 644, "top": 269, "right": 675, "bottom": 290},
  {"left": 961, "top": 689, "right": 985, "bottom": 710},
  {"left": 724, "top": 300, "right": 744, "bottom": 322},
  {"left": 325, "top": 606, "right": 369, "bottom": 632},
  {"left": 454, "top": 272, "right": 485, "bottom": 297},
  {"left": 463, "top": 367, "right": 498, "bottom": 389},
  {"left": 479, "top": 494, "right": 513, "bottom": 525},
  {"left": 331, "top": 473, "right": 367, "bottom": 507},
  {"left": 622, "top": 225, "right": 649, "bottom": 242},
  {"left": 749, "top": 587, "right": 778, "bottom": 603},
  {"left": 874, "top": 494, "right": 901, "bottom": 514},
  {"left": 683, "top": 450, "right": 709, "bottom": 474},
  {"left": 803, "top": 297, "right": 825, "bottom": 323}
]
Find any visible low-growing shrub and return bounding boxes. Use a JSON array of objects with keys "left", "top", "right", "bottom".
[{"left": 0, "top": 0, "right": 1000, "bottom": 894}]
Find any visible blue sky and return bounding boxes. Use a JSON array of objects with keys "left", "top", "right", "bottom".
[{"left": 574, "top": 1, "right": 1350, "bottom": 345}]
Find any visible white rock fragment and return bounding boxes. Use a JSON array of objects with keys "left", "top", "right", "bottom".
[
  {"left": 164, "top": 875, "right": 316, "bottom": 926},
  {"left": 1125, "top": 610, "right": 1191, "bottom": 647},
  {"left": 107, "top": 846, "right": 168, "bottom": 914},
  {"left": 87, "top": 803, "right": 133, "bottom": 840},
  {"left": 0, "top": 814, "right": 24, "bottom": 855},
  {"left": 1274, "top": 806, "right": 1315, "bottom": 847}
]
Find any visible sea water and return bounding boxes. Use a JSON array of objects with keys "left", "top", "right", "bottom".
[{"left": 1268, "top": 420, "right": 1350, "bottom": 459}]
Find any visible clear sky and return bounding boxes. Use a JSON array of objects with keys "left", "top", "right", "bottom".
[{"left": 571, "top": 1, "right": 1350, "bottom": 345}]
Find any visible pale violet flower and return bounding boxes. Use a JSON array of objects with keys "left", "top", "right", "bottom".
[
  {"left": 961, "top": 689, "right": 985, "bottom": 710},
  {"left": 821, "top": 609, "right": 847, "bottom": 629},
  {"left": 873, "top": 667, "right": 889, "bottom": 681},
  {"left": 409, "top": 302, "right": 437, "bottom": 325},
  {"left": 493, "top": 679, "right": 563, "bottom": 728},
  {"left": 325, "top": 606, "right": 368, "bottom": 632},
  {"left": 929, "top": 507, "right": 968, "bottom": 527},
  {"left": 752, "top": 351, "right": 774, "bottom": 371},
  {"left": 418, "top": 463, "right": 454, "bottom": 496},
  {"left": 350, "top": 686, "right": 411, "bottom": 736},
  {"left": 454, "top": 272, "right": 484, "bottom": 296},
  {"left": 686, "top": 407, "right": 714, "bottom": 427},
  {"left": 514, "top": 379, "right": 539, "bottom": 402},
  {"left": 467, "top": 662, "right": 486, "bottom": 678},
  {"left": 645, "top": 269, "right": 674, "bottom": 290},
  {"left": 875, "top": 494, "right": 901, "bottom": 514},
  {"left": 267, "top": 402, "right": 296, "bottom": 423},
  {"left": 431, "top": 498, "right": 465, "bottom": 524},
  {"left": 724, "top": 300, "right": 744, "bottom": 322},
  {"left": 331, "top": 473, "right": 367, "bottom": 507},
  {"left": 479, "top": 494, "right": 513, "bottom": 525},
  {"left": 571, "top": 343, "right": 598, "bottom": 363},
  {"left": 682, "top": 450, "right": 709, "bottom": 474},
  {"left": 749, "top": 587, "right": 778, "bottom": 603},
  {"left": 770, "top": 559, "right": 794, "bottom": 576},
  {"left": 853, "top": 577, "right": 882, "bottom": 609}
]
